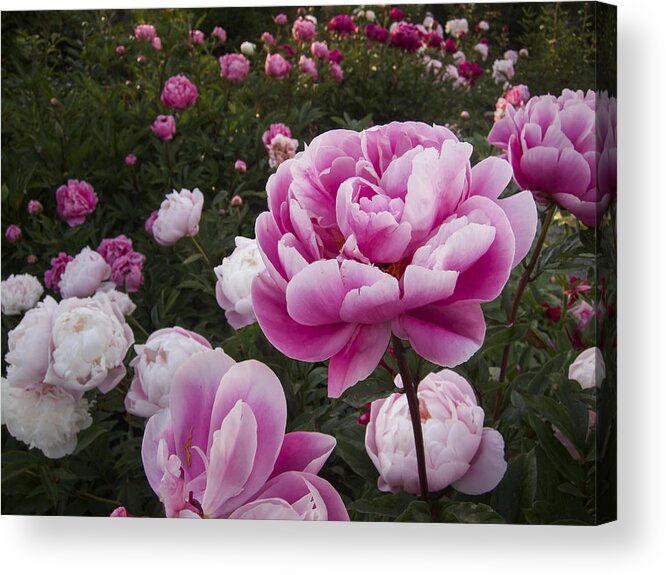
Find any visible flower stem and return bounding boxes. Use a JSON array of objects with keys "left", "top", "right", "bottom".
[
  {"left": 391, "top": 336, "right": 429, "bottom": 503},
  {"left": 128, "top": 315, "right": 150, "bottom": 339},
  {"left": 190, "top": 235, "right": 210, "bottom": 265},
  {"left": 493, "top": 204, "right": 556, "bottom": 421}
]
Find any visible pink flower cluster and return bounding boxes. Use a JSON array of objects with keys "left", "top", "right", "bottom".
[
  {"left": 56, "top": 179, "right": 98, "bottom": 227},
  {"left": 488, "top": 89, "right": 616, "bottom": 226},
  {"left": 97, "top": 235, "right": 146, "bottom": 293},
  {"left": 252, "top": 122, "right": 537, "bottom": 397},
  {"left": 141, "top": 348, "right": 348, "bottom": 520}
]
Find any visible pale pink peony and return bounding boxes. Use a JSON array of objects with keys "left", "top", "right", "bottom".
[
  {"left": 152, "top": 114, "right": 176, "bottom": 141},
  {"left": 292, "top": 17, "right": 317, "bottom": 42},
  {"left": 218, "top": 53, "right": 250, "bottom": 83},
  {"left": 59, "top": 247, "right": 111, "bottom": 298},
  {"left": 56, "top": 179, "right": 98, "bottom": 227},
  {"left": 152, "top": 188, "right": 204, "bottom": 247},
  {"left": 126, "top": 327, "right": 213, "bottom": 418},
  {"left": 365, "top": 370, "right": 507, "bottom": 495},
  {"left": 570, "top": 300, "right": 594, "bottom": 331},
  {"left": 141, "top": 349, "right": 348, "bottom": 520},
  {"left": 568, "top": 347, "right": 606, "bottom": 389},
  {"left": 160, "top": 75, "right": 198, "bottom": 111},
  {"left": 152, "top": 37, "right": 162, "bottom": 51},
  {"left": 488, "top": 89, "right": 616, "bottom": 226},
  {"left": 265, "top": 53, "right": 292, "bottom": 79},
  {"left": 134, "top": 24, "right": 156, "bottom": 41},
  {"left": 188, "top": 29, "right": 205, "bottom": 45},
  {"left": 310, "top": 41, "right": 329, "bottom": 60},
  {"left": 1, "top": 274, "right": 43, "bottom": 316},
  {"left": 298, "top": 55, "right": 318, "bottom": 80},
  {"left": 252, "top": 122, "right": 537, "bottom": 397}
]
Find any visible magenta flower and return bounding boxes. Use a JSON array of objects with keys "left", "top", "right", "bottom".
[
  {"left": 310, "top": 41, "right": 329, "bottom": 59},
  {"left": 444, "top": 37, "right": 457, "bottom": 53},
  {"left": 144, "top": 211, "right": 158, "bottom": 236},
  {"left": 211, "top": 26, "right": 227, "bottom": 43},
  {"left": 261, "top": 32, "right": 275, "bottom": 45},
  {"left": 141, "top": 349, "right": 349, "bottom": 520},
  {"left": 152, "top": 37, "right": 162, "bottom": 51},
  {"left": 504, "top": 84, "right": 530, "bottom": 107},
  {"left": 328, "top": 15, "right": 358, "bottom": 36},
  {"left": 458, "top": 60, "right": 484, "bottom": 85},
  {"left": 152, "top": 114, "right": 176, "bottom": 141},
  {"left": 390, "top": 23, "right": 422, "bottom": 52},
  {"left": 44, "top": 252, "right": 73, "bottom": 293},
  {"left": 188, "top": 29, "right": 205, "bottom": 45},
  {"left": 265, "top": 53, "right": 291, "bottom": 79},
  {"left": 125, "top": 153, "right": 137, "bottom": 166},
  {"left": 262, "top": 124, "right": 292, "bottom": 148},
  {"left": 389, "top": 7, "right": 405, "bottom": 21},
  {"left": 27, "top": 199, "right": 43, "bottom": 216},
  {"left": 329, "top": 62, "right": 343, "bottom": 83},
  {"left": 115, "top": 45, "right": 125, "bottom": 55},
  {"left": 251, "top": 122, "right": 537, "bottom": 397},
  {"left": 56, "top": 179, "right": 98, "bottom": 227},
  {"left": 97, "top": 235, "right": 134, "bottom": 265},
  {"left": 134, "top": 24, "right": 156, "bottom": 41},
  {"left": 328, "top": 49, "right": 343, "bottom": 64},
  {"left": 298, "top": 55, "right": 318, "bottom": 80},
  {"left": 365, "top": 24, "right": 389, "bottom": 43},
  {"left": 110, "top": 251, "right": 145, "bottom": 293},
  {"left": 488, "top": 89, "right": 616, "bottom": 226},
  {"left": 218, "top": 53, "right": 250, "bottom": 83},
  {"left": 274, "top": 13, "right": 288, "bottom": 26},
  {"left": 160, "top": 75, "right": 198, "bottom": 111},
  {"left": 292, "top": 17, "right": 316, "bottom": 42},
  {"left": 5, "top": 224, "right": 22, "bottom": 244},
  {"left": 234, "top": 159, "right": 247, "bottom": 173},
  {"left": 365, "top": 370, "right": 507, "bottom": 495}
]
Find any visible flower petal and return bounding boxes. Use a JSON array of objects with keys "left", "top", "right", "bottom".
[
  {"left": 269, "top": 432, "right": 336, "bottom": 479},
  {"left": 452, "top": 428, "right": 507, "bottom": 495}
]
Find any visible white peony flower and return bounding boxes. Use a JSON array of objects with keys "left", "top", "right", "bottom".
[
  {"left": 214, "top": 237, "right": 266, "bottom": 329},
  {"left": 94, "top": 282, "right": 136, "bottom": 316},
  {"left": 125, "top": 327, "right": 213, "bottom": 417},
  {"left": 1, "top": 378, "right": 92, "bottom": 459},
  {"left": 492, "top": 58, "right": 515, "bottom": 84},
  {"left": 1, "top": 273, "right": 44, "bottom": 315},
  {"left": 474, "top": 42, "right": 489, "bottom": 61},
  {"left": 240, "top": 41, "right": 256, "bottom": 56},
  {"left": 568, "top": 347, "right": 606, "bottom": 389},
  {"left": 504, "top": 49, "right": 519, "bottom": 63},
  {"left": 59, "top": 247, "right": 111, "bottom": 298},
  {"left": 4, "top": 296, "right": 58, "bottom": 387},
  {"left": 452, "top": 50, "right": 466, "bottom": 64},
  {"left": 478, "top": 20, "right": 490, "bottom": 31},
  {"left": 44, "top": 293, "right": 134, "bottom": 397},
  {"left": 445, "top": 18, "right": 468, "bottom": 37}
]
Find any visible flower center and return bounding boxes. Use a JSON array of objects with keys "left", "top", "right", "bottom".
[{"left": 380, "top": 260, "right": 407, "bottom": 279}]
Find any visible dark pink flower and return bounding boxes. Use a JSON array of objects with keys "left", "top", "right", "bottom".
[
  {"left": 292, "top": 17, "right": 316, "bottom": 42},
  {"left": 134, "top": 24, "right": 156, "bottom": 41},
  {"left": 458, "top": 60, "right": 484, "bottom": 84},
  {"left": 365, "top": 24, "right": 389, "bottom": 43},
  {"left": 56, "top": 179, "right": 98, "bottom": 226},
  {"left": 125, "top": 154, "right": 137, "bottom": 166},
  {"left": 262, "top": 123, "right": 292, "bottom": 148},
  {"left": 211, "top": 26, "right": 227, "bottom": 43},
  {"left": 277, "top": 44, "right": 297, "bottom": 57},
  {"left": 251, "top": 122, "right": 537, "bottom": 397},
  {"left": 151, "top": 115, "right": 176, "bottom": 141},
  {"left": 160, "top": 75, "right": 198, "bottom": 111},
  {"left": 110, "top": 507, "right": 133, "bottom": 518},
  {"left": 391, "top": 23, "right": 422, "bottom": 52},
  {"left": 504, "top": 84, "right": 530, "bottom": 107},
  {"left": 97, "top": 235, "right": 134, "bottom": 265},
  {"left": 274, "top": 13, "right": 288, "bottom": 26},
  {"left": 115, "top": 45, "right": 125, "bottom": 55},
  {"left": 110, "top": 251, "right": 146, "bottom": 293},
  {"left": 542, "top": 302, "right": 562, "bottom": 322},
  {"left": 444, "top": 37, "right": 457, "bottom": 53},
  {"left": 265, "top": 53, "right": 291, "bottom": 79},
  {"left": 145, "top": 211, "right": 158, "bottom": 236},
  {"left": 5, "top": 224, "right": 21, "bottom": 244},
  {"left": 261, "top": 32, "right": 275, "bottom": 45},
  {"left": 234, "top": 159, "right": 247, "bottom": 173},
  {"left": 389, "top": 7, "right": 405, "bottom": 21},
  {"left": 427, "top": 33, "right": 443, "bottom": 48},
  {"left": 27, "top": 200, "right": 43, "bottom": 216},
  {"left": 44, "top": 252, "right": 74, "bottom": 292},
  {"left": 218, "top": 54, "right": 250, "bottom": 83},
  {"left": 328, "top": 15, "right": 357, "bottom": 36},
  {"left": 230, "top": 194, "right": 243, "bottom": 207},
  {"left": 328, "top": 49, "right": 343, "bottom": 64},
  {"left": 329, "top": 62, "right": 343, "bottom": 82},
  {"left": 188, "top": 30, "right": 204, "bottom": 46}
]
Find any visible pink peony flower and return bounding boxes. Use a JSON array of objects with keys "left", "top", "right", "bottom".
[
  {"left": 366, "top": 369, "right": 507, "bottom": 495},
  {"left": 364, "top": 24, "right": 389, "bottom": 43},
  {"left": 152, "top": 37, "right": 162, "bottom": 51},
  {"left": 59, "top": 247, "right": 111, "bottom": 299},
  {"left": 310, "top": 41, "right": 329, "bottom": 59},
  {"left": 141, "top": 348, "right": 349, "bottom": 520},
  {"left": 390, "top": 23, "right": 422, "bottom": 52},
  {"left": 56, "top": 179, "right": 98, "bottom": 227},
  {"left": 328, "top": 49, "right": 343, "bottom": 64},
  {"left": 126, "top": 327, "right": 213, "bottom": 418},
  {"left": 230, "top": 195, "right": 243, "bottom": 207},
  {"left": 125, "top": 153, "right": 137, "bottom": 166},
  {"left": 328, "top": 14, "right": 357, "bottom": 36},
  {"left": 329, "top": 62, "right": 343, "bottom": 83},
  {"left": 44, "top": 252, "right": 73, "bottom": 293},
  {"left": 152, "top": 188, "right": 204, "bottom": 247},
  {"left": 570, "top": 300, "right": 595, "bottom": 331},
  {"left": 115, "top": 45, "right": 125, "bottom": 55},
  {"left": 292, "top": 17, "right": 316, "bottom": 42},
  {"left": 110, "top": 251, "right": 146, "bottom": 293},
  {"left": 262, "top": 123, "right": 292, "bottom": 148},
  {"left": 188, "top": 29, "right": 205, "bottom": 45},
  {"left": 97, "top": 235, "right": 134, "bottom": 265},
  {"left": 265, "top": 53, "right": 291, "bottom": 79},
  {"left": 389, "top": 7, "right": 405, "bottom": 21},
  {"left": 27, "top": 255, "right": 37, "bottom": 265},
  {"left": 134, "top": 24, "right": 156, "bottom": 41},
  {"left": 298, "top": 55, "right": 318, "bottom": 80},
  {"left": 274, "top": 13, "right": 288, "bottom": 26},
  {"left": 568, "top": 347, "right": 606, "bottom": 389},
  {"left": 444, "top": 37, "right": 457, "bottom": 53},
  {"left": 144, "top": 211, "right": 158, "bottom": 236},
  {"left": 160, "top": 75, "right": 198, "bottom": 111},
  {"left": 234, "top": 159, "right": 247, "bottom": 173},
  {"left": 218, "top": 53, "right": 250, "bottom": 83},
  {"left": 261, "top": 32, "right": 275, "bottom": 45},
  {"left": 504, "top": 84, "right": 530, "bottom": 107},
  {"left": 251, "top": 122, "right": 537, "bottom": 397},
  {"left": 211, "top": 26, "right": 227, "bottom": 43},
  {"left": 151, "top": 114, "right": 176, "bottom": 141},
  {"left": 267, "top": 134, "right": 299, "bottom": 169},
  {"left": 488, "top": 89, "right": 616, "bottom": 226},
  {"left": 458, "top": 60, "right": 484, "bottom": 85},
  {"left": 5, "top": 224, "right": 22, "bottom": 243},
  {"left": 110, "top": 507, "right": 133, "bottom": 517}
]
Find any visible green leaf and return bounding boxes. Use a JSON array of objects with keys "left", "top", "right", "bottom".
[
  {"left": 491, "top": 449, "right": 538, "bottom": 523},
  {"left": 349, "top": 492, "right": 417, "bottom": 518},
  {"left": 439, "top": 501, "right": 505, "bottom": 524},
  {"left": 181, "top": 253, "right": 203, "bottom": 265}
]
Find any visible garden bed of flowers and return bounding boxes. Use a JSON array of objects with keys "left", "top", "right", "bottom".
[{"left": 1, "top": 4, "right": 616, "bottom": 523}]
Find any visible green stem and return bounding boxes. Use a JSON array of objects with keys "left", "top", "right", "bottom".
[
  {"left": 190, "top": 235, "right": 210, "bottom": 265},
  {"left": 391, "top": 336, "right": 429, "bottom": 504},
  {"left": 128, "top": 314, "right": 150, "bottom": 339},
  {"left": 493, "top": 205, "right": 556, "bottom": 421}
]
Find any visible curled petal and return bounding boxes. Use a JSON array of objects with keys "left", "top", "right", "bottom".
[{"left": 452, "top": 428, "right": 507, "bottom": 495}]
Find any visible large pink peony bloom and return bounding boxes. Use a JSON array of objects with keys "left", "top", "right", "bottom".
[
  {"left": 160, "top": 75, "right": 199, "bottom": 111},
  {"left": 365, "top": 369, "right": 507, "bottom": 495},
  {"left": 488, "top": 89, "right": 616, "bottom": 227},
  {"left": 56, "top": 179, "right": 98, "bottom": 227},
  {"left": 218, "top": 54, "right": 250, "bottom": 83},
  {"left": 252, "top": 122, "right": 537, "bottom": 397},
  {"left": 265, "top": 53, "right": 291, "bottom": 79},
  {"left": 142, "top": 349, "right": 349, "bottom": 520}
]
